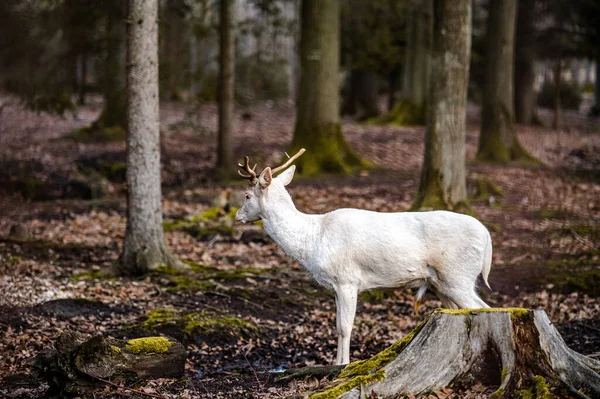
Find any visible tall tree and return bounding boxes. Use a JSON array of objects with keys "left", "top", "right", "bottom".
[
  {"left": 91, "top": 0, "right": 127, "bottom": 133},
  {"left": 401, "top": 1, "right": 432, "bottom": 117},
  {"left": 115, "top": 0, "right": 182, "bottom": 276},
  {"left": 514, "top": 0, "right": 537, "bottom": 124},
  {"left": 375, "top": 0, "right": 432, "bottom": 126},
  {"left": 217, "top": 0, "right": 235, "bottom": 173},
  {"left": 289, "top": 0, "right": 366, "bottom": 175},
  {"left": 477, "top": 0, "right": 536, "bottom": 163},
  {"left": 413, "top": 0, "right": 470, "bottom": 210}
]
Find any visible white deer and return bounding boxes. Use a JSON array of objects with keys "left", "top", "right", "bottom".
[{"left": 235, "top": 149, "right": 492, "bottom": 365}]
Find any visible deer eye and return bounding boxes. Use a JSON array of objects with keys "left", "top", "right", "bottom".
[{"left": 245, "top": 194, "right": 251, "bottom": 201}]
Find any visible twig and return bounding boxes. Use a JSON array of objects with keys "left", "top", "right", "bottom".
[
  {"left": 92, "top": 375, "right": 167, "bottom": 399},
  {"left": 242, "top": 352, "right": 264, "bottom": 393}
]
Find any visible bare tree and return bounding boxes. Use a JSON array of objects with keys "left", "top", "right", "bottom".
[
  {"left": 115, "top": 0, "right": 182, "bottom": 275},
  {"left": 477, "top": 0, "right": 537, "bottom": 163},
  {"left": 289, "top": 0, "right": 367, "bottom": 175},
  {"left": 514, "top": 0, "right": 537, "bottom": 124},
  {"left": 217, "top": 0, "right": 235, "bottom": 173},
  {"left": 413, "top": 0, "right": 470, "bottom": 210}
]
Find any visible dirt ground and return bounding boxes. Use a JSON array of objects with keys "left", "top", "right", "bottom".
[{"left": 0, "top": 95, "right": 599, "bottom": 398}]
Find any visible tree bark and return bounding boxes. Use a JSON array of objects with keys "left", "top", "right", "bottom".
[
  {"left": 307, "top": 309, "right": 600, "bottom": 399},
  {"left": 116, "top": 0, "right": 183, "bottom": 276},
  {"left": 477, "top": 0, "right": 536, "bottom": 163},
  {"left": 290, "top": 0, "right": 367, "bottom": 175},
  {"left": 514, "top": 0, "right": 536, "bottom": 124},
  {"left": 32, "top": 331, "right": 186, "bottom": 395},
  {"left": 413, "top": 0, "right": 470, "bottom": 210},
  {"left": 217, "top": 0, "right": 235, "bottom": 173}
]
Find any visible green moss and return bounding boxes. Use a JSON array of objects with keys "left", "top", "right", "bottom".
[
  {"left": 182, "top": 312, "right": 258, "bottom": 336},
  {"left": 489, "top": 387, "right": 504, "bottom": 399},
  {"left": 110, "top": 345, "right": 121, "bottom": 353},
  {"left": 163, "top": 207, "right": 238, "bottom": 238},
  {"left": 142, "top": 308, "right": 180, "bottom": 330},
  {"left": 368, "top": 101, "right": 426, "bottom": 126},
  {"left": 533, "top": 376, "right": 551, "bottom": 399},
  {"left": 500, "top": 367, "right": 508, "bottom": 383},
  {"left": 72, "top": 268, "right": 116, "bottom": 281},
  {"left": 289, "top": 123, "right": 371, "bottom": 176},
  {"left": 166, "top": 276, "right": 214, "bottom": 292},
  {"left": 310, "top": 370, "right": 385, "bottom": 399},
  {"left": 125, "top": 337, "right": 173, "bottom": 354},
  {"left": 152, "top": 264, "right": 182, "bottom": 276},
  {"left": 518, "top": 388, "right": 534, "bottom": 399},
  {"left": 482, "top": 220, "right": 502, "bottom": 233},
  {"left": 536, "top": 207, "right": 572, "bottom": 220},
  {"left": 70, "top": 125, "right": 126, "bottom": 142},
  {"left": 472, "top": 178, "right": 504, "bottom": 203}
]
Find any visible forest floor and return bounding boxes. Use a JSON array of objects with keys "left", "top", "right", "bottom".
[{"left": 0, "top": 95, "right": 599, "bottom": 398}]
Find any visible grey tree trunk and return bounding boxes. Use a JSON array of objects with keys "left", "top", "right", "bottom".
[
  {"left": 477, "top": 0, "right": 536, "bottom": 163},
  {"left": 116, "top": 0, "right": 183, "bottom": 276},
  {"left": 217, "top": 0, "right": 235, "bottom": 173},
  {"left": 305, "top": 309, "right": 600, "bottom": 399},
  {"left": 514, "top": 0, "right": 537, "bottom": 124},
  {"left": 290, "top": 0, "right": 367, "bottom": 175},
  {"left": 413, "top": 0, "right": 470, "bottom": 210}
]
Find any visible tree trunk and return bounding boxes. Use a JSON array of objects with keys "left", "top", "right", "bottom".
[
  {"left": 553, "top": 60, "right": 562, "bottom": 130},
  {"left": 355, "top": 69, "right": 380, "bottom": 120},
  {"left": 115, "top": 0, "right": 183, "bottom": 276},
  {"left": 290, "top": 0, "right": 367, "bottom": 175},
  {"left": 413, "top": 0, "right": 470, "bottom": 210},
  {"left": 32, "top": 331, "right": 186, "bottom": 395},
  {"left": 477, "top": 0, "right": 536, "bottom": 163},
  {"left": 217, "top": 0, "right": 235, "bottom": 173},
  {"left": 342, "top": 69, "right": 381, "bottom": 120},
  {"left": 306, "top": 309, "right": 600, "bottom": 399},
  {"left": 94, "top": 2, "right": 127, "bottom": 131},
  {"left": 514, "top": 0, "right": 536, "bottom": 124}
]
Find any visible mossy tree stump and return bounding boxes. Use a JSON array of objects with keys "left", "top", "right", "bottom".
[
  {"left": 304, "top": 309, "right": 600, "bottom": 399},
  {"left": 32, "top": 331, "right": 186, "bottom": 395}
]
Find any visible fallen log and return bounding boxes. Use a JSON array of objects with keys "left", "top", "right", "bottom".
[
  {"left": 31, "top": 330, "right": 186, "bottom": 395},
  {"left": 306, "top": 309, "right": 600, "bottom": 399}
]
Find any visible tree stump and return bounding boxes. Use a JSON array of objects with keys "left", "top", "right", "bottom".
[
  {"left": 307, "top": 309, "right": 600, "bottom": 399},
  {"left": 31, "top": 331, "right": 186, "bottom": 395}
]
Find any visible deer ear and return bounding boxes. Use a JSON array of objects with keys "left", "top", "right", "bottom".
[
  {"left": 258, "top": 167, "right": 272, "bottom": 189},
  {"left": 275, "top": 165, "right": 295, "bottom": 186}
]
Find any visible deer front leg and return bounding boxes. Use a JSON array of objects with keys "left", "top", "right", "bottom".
[{"left": 334, "top": 284, "right": 358, "bottom": 365}]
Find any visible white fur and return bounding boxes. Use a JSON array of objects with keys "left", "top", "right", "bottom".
[{"left": 236, "top": 165, "right": 492, "bottom": 365}]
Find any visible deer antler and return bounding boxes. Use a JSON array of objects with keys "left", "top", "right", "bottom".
[
  {"left": 238, "top": 156, "right": 258, "bottom": 184},
  {"left": 271, "top": 148, "right": 306, "bottom": 175}
]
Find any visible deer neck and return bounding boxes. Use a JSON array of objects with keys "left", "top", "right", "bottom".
[{"left": 261, "top": 198, "right": 320, "bottom": 265}]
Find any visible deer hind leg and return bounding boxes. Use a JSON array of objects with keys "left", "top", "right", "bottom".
[{"left": 435, "top": 284, "right": 489, "bottom": 309}]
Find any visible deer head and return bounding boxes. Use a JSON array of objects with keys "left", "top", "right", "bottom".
[{"left": 235, "top": 149, "right": 305, "bottom": 223}]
